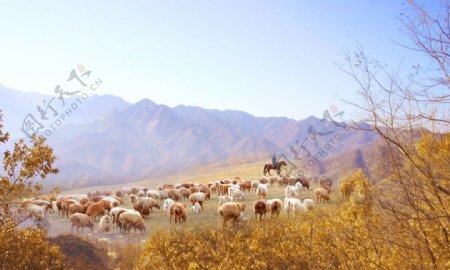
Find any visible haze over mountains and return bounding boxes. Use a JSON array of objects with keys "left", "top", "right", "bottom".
[{"left": 0, "top": 84, "right": 381, "bottom": 189}]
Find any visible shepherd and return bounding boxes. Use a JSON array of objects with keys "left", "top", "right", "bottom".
[{"left": 263, "top": 154, "right": 287, "bottom": 176}]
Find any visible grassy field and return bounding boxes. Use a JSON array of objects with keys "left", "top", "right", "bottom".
[{"left": 47, "top": 180, "right": 341, "bottom": 244}]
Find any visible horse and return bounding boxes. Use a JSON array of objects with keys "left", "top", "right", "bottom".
[{"left": 263, "top": 161, "right": 287, "bottom": 176}]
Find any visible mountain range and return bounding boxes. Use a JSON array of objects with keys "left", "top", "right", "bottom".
[{"left": 0, "top": 84, "right": 382, "bottom": 189}]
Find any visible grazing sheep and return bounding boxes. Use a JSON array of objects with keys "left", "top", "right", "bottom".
[
  {"left": 169, "top": 203, "right": 187, "bottom": 224},
  {"left": 303, "top": 199, "right": 315, "bottom": 210},
  {"left": 146, "top": 189, "right": 161, "bottom": 200},
  {"left": 130, "top": 194, "right": 138, "bottom": 204},
  {"left": 79, "top": 197, "right": 90, "bottom": 205},
  {"left": 259, "top": 176, "right": 269, "bottom": 184},
  {"left": 110, "top": 207, "right": 129, "bottom": 229},
  {"left": 70, "top": 213, "right": 94, "bottom": 233},
  {"left": 253, "top": 200, "right": 268, "bottom": 221},
  {"left": 284, "top": 198, "right": 307, "bottom": 216},
  {"left": 266, "top": 199, "right": 283, "bottom": 218},
  {"left": 26, "top": 204, "right": 46, "bottom": 221},
  {"left": 137, "top": 190, "right": 146, "bottom": 198},
  {"left": 294, "top": 182, "right": 303, "bottom": 193},
  {"left": 98, "top": 215, "right": 113, "bottom": 233},
  {"left": 189, "top": 192, "right": 206, "bottom": 209},
  {"left": 229, "top": 188, "right": 245, "bottom": 201},
  {"left": 134, "top": 198, "right": 160, "bottom": 217},
  {"left": 218, "top": 196, "right": 233, "bottom": 206},
  {"left": 218, "top": 202, "right": 246, "bottom": 227},
  {"left": 319, "top": 176, "right": 333, "bottom": 187},
  {"left": 159, "top": 190, "right": 169, "bottom": 200},
  {"left": 256, "top": 184, "right": 269, "bottom": 199},
  {"left": 314, "top": 188, "right": 330, "bottom": 203},
  {"left": 179, "top": 188, "right": 191, "bottom": 201},
  {"left": 192, "top": 202, "right": 202, "bottom": 214},
  {"left": 218, "top": 184, "right": 231, "bottom": 196},
  {"left": 189, "top": 186, "right": 201, "bottom": 194},
  {"left": 163, "top": 198, "right": 174, "bottom": 216},
  {"left": 284, "top": 198, "right": 301, "bottom": 215},
  {"left": 86, "top": 202, "right": 106, "bottom": 222},
  {"left": 285, "top": 185, "right": 297, "bottom": 198},
  {"left": 251, "top": 180, "right": 260, "bottom": 191},
  {"left": 61, "top": 199, "right": 78, "bottom": 218},
  {"left": 69, "top": 203, "right": 85, "bottom": 216},
  {"left": 119, "top": 210, "right": 146, "bottom": 233},
  {"left": 115, "top": 190, "right": 124, "bottom": 198},
  {"left": 31, "top": 199, "right": 52, "bottom": 215},
  {"left": 240, "top": 181, "right": 252, "bottom": 192},
  {"left": 166, "top": 189, "right": 181, "bottom": 201},
  {"left": 298, "top": 177, "right": 310, "bottom": 190}
]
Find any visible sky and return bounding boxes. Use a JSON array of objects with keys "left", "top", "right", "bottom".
[{"left": 0, "top": 0, "right": 441, "bottom": 120}]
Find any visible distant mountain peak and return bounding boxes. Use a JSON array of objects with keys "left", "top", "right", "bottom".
[{"left": 135, "top": 98, "right": 157, "bottom": 107}]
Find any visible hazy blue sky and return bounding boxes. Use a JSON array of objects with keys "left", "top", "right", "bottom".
[{"left": 0, "top": 0, "right": 440, "bottom": 120}]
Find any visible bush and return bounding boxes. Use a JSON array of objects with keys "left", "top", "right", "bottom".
[{"left": 0, "top": 222, "right": 64, "bottom": 270}]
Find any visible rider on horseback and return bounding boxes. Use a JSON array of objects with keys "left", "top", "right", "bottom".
[{"left": 272, "top": 153, "right": 277, "bottom": 167}]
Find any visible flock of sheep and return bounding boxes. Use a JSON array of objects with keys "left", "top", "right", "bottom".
[{"left": 19, "top": 175, "right": 333, "bottom": 234}]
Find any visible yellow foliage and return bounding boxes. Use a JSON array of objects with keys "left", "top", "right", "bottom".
[{"left": 0, "top": 222, "right": 64, "bottom": 270}]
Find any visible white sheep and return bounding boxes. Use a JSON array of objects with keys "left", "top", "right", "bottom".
[
  {"left": 303, "top": 199, "right": 315, "bottom": 210},
  {"left": 218, "top": 196, "right": 233, "bottom": 206},
  {"left": 294, "top": 182, "right": 303, "bottom": 194},
  {"left": 99, "top": 215, "right": 113, "bottom": 233},
  {"left": 192, "top": 202, "right": 202, "bottom": 214},
  {"left": 163, "top": 198, "right": 174, "bottom": 216},
  {"left": 285, "top": 185, "right": 297, "bottom": 198},
  {"left": 284, "top": 198, "right": 301, "bottom": 215},
  {"left": 229, "top": 188, "right": 245, "bottom": 201},
  {"left": 256, "top": 183, "right": 269, "bottom": 199},
  {"left": 27, "top": 204, "right": 46, "bottom": 221}
]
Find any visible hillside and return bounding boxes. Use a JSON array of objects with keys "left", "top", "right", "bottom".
[{"left": 0, "top": 84, "right": 381, "bottom": 190}]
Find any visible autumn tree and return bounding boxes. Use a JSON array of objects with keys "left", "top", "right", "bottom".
[
  {"left": 341, "top": 1, "right": 450, "bottom": 268},
  {"left": 0, "top": 110, "right": 59, "bottom": 223},
  {"left": 0, "top": 110, "right": 64, "bottom": 269}
]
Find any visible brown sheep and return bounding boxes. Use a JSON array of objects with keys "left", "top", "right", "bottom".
[
  {"left": 218, "top": 202, "right": 246, "bottom": 227},
  {"left": 259, "top": 177, "right": 268, "bottom": 184},
  {"left": 119, "top": 210, "right": 146, "bottom": 233},
  {"left": 315, "top": 188, "right": 330, "bottom": 203},
  {"left": 189, "top": 186, "right": 201, "bottom": 194},
  {"left": 179, "top": 188, "right": 191, "bottom": 201},
  {"left": 166, "top": 189, "right": 181, "bottom": 201},
  {"left": 240, "top": 181, "right": 252, "bottom": 193},
  {"left": 219, "top": 184, "right": 233, "bottom": 196},
  {"left": 319, "top": 176, "right": 333, "bottom": 187},
  {"left": 86, "top": 202, "right": 105, "bottom": 222},
  {"left": 115, "top": 190, "right": 124, "bottom": 198},
  {"left": 320, "top": 184, "right": 332, "bottom": 194},
  {"left": 253, "top": 200, "right": 268, "bottom": 221},
  {"left": 79, "top": 197, "right": 90, "bottom": 205},
  {"left": 298, "top": 177, "right": 310, "bottom": 190},
  {"left": 181, "top": 183, "right": 192, "bottom": 189},
  {"left": 70, "top": 213, "right": 94, "bottom": 233},
  {"left": 169, "top": 203, "right": 187, "bottom": 224},
  {"left": 92, "top": 196, "right": 104, "bottom": 203},
  {"left": 69, "top": 203, "right": 84, "bottom": 216},
  {"left": 267, "top": 199, "right": 283, "bottom": 218},
  {"left": 162, "top": 184, "right": 175, "bottom": 190},
  {"left": 100, "top": 199, "right": 113, "bottom": 213},
  {"left": 134, "top": 198, "right": 160, "bottom": 217},
  {"left": 61, "top": 199, "right": 78, "bottom": 218}
]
